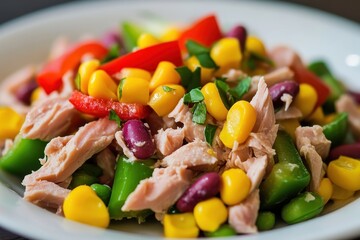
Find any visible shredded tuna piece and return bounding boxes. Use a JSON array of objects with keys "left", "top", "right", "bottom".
[
  {"left": 275, "top": 106, "right": 303, "bottom": 120},
  {"left": 228, "top": 190, "right": 259, "bottom": 234},
  {"left": 22, "top": 118, "right": 118, "bottom": 185},
  {"left": 1, "top": 139, "right": 14, "bottom": 157},
  {"left": 122, "top": 166, "right": 192, "bottom": 213},
  {"left": 114, "top": 131, "right": 136, "bottom": 161},
  {"left": 244, "top": 155, "right": 268, "bottom": 192},
  {"left": 96, "top": 148, "right": 116, "bottom": 185},
  {"left": 155, "top": 128, "right": 185, "bottom": 156},
  {"left": 161, "top": 139, "right": 218, "bottom": 168},
  {"left": 20, "top": 97, "right": 78, "bottom": 141},
  {"left": 336, "top": 94, "right": 360, "bottom": 139},
  {"left": 222, "top": 68, "right": 247, "bottom": 82},
  {"left": 24, "top": 180, "right": 70, "bottom": 213},
  {"left": 295, "top": 125, "right": 331, "bottom": 191},
  {"left": 168, "top": 98, "right": 205, "bottom": 142},
  {"left": 145, "top": 111, "right": 177, "bottom": 135}
]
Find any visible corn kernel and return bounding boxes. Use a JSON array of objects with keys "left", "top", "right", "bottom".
[
  {"left": 77, "top": 60, "right": 100, "bottom": 94},
  {"left": 63, "top": 185, "right": 110, "bottom": 228},
  {"left": 327, "top": 156, "right": 360, "bottom": 191},
  {"left": 246, "top": 36, "right": 267, "bottom": 56},
  {"left": 278, "top": 119, "right": 300, "bottom": 140},
  {"left": 323, "top": 113, "right": 337, "bottom": 124},
  {"left": 307, "top": 106, "right": 325, "bottom": 125},
  {"left": 0, "top": 107, "right": 24, "bottom": 140},
  {"left": 148, "top": 84, "right": 185, "bottom": 116},
  {"left": 118, "top": 68, "right": 152, "bottom": 82},
  {"left": 160, "top": 27, "right": 181, "bottom": 42},
  {"left": 316, "top": 178, "right": 333, "bottom": 204},
  {"left": 149, "top": 61, "right": 181, "bottom": 92},
  {"left": 210, "top": 38, "right": 242, "bottom": 76},
  {"left": 220, "top": 168, "right": 251, "bottom": 205},
  {"left": 163, "top": 213, "right": 199, "bottom": 238},
  {"left": 219, "top": 100, "right": 256, "bottom": 149},
  {"left": 292, "top": 83, "right": 318, "bottom": 118},
  {"left": 88, "top": 70, "right": 117, "bottom": 100},
  {"left": 118, "top": 77, "right": 150, "bottom": 105},
  {"left": 186, "top": 56, "right": 214, "bottom": 85},
  {"left": 30, "top": 87, "right": 43, "bottom": 104},
  {"left": 331, "top": 183, "right": 354, "bottom": 200},
  {"left": 201, "top": 82, "right": 228, "bottom": 121},
  {"left": 137, "top": 33, "right": 161, "bottom": 49},
  {"left": 193, "top": 197, "right": 228, "bottom": 232}
]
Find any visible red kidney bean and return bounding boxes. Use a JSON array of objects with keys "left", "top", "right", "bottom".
[
  {"left": 15, "top": 80, "right": 38, "bottom": 105},
  {"left": 348, "top": 91, "right": 360, "bottom": 104},
  {"left": 101, "top": 30, "right": 121, "bottom": 48},
  {"left": 269, "top": 80, "right": 299, "bottom": 109},
  {"left": 226, "top": 25, "right": 247, "bottom": 53},
  {"left": 327, "top": 142, "right": 360, "bottom": 161},
  {"left": 122, "top": 120, "right": 155, "bottom": 159},
  {"left": 176, "top": 172, "right": 220, "bottom": 212}
]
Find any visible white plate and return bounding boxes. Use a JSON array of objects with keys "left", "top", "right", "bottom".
[{"left": 0, "top": 1, "right": 360, "bottom": 239}]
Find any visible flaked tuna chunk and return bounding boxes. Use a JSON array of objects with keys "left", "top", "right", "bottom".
[
  {"left": 336, "top": 94, "right": 360, "bottom": 139},
  {"left": 168, "top": 98, "right": 205, "bottom": 142},
  {"left": 96, "top": 148, "right": 116, "bottom": 185},
  {"left": 122, "top": 166, "right": 192, "bottom": 213},
  {"left": 243, "top": 155, "right": 268, "bottom": 192},
  {"left": 22, "top": 118, "right": 118, "bottom": 185},
  {"left": 154, "top": 128, "right": 185, "bottom": 156},
  {"left": 145, "top": 111, "right": 176, "bottom": 135},
  {"left": 275, "top": 106, "right": 303, "bottom": 120},
  {"left": 161, "top": 139, "right": 218, "bottom": 168},
  {"left": 114, "top": 131, "right": 136, "bottom": 161},
  {"left": 295, "top": 125, "right": 330, "bottom": 191},
  {"left": 228, "top": 190, "right": 260, "bottom": 234},
  {"left": 24, "top": 180, "right": 70, "bottom": 213},
  {"left": 20, "top": 97, "right": 78, "bottom": 141}
]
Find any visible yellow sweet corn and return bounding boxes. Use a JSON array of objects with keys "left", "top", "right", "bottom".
[
  {"left": 306, "top": 106, "right": 325, "bottom": 125},
  {"left": 210, "top": 37, "right": 242, "bottom": 76},
  {"left": 186, "top": 56, "right": 214, "bottom": 85},
  {"left": 331, "top": 183, "right": 354, "bottom": 200},
  {"left": 327, "top": 156, "right": 360, "bottom": 191},
  {"left": 63, "top": 185, "right": 110, "bottom": 228},
  {"left": 118, "top": 77, "right": 150, "bottom": 105},
  {"left": 219, "top": 100, "right": 256, "bottom": 149},
  {"left": 246, "top": 36, "right": 267, "bottom": 56},
  {"left": 193, "top": 197, "right": 228, "bottom": 232},
  {"left": 278, "top": 119, "right": 300, "bottom": 140},
  {"left": 0, "top": 107, "right": 24, "bottom": 140},
  {"left": 201, "top": 82, "right": 228, "bottom": 121},
  {"left": 163, "top": 213, "right": 199, "bottom": 238},
  {"left": 160, "top": 27, "right": 181, "bottom": 42},
  {"left": 137, "top": 33, "right": 161, "bottom": 49},
  {"left": 77, "top": 59, "right": 100, "bottom": 94},
  {"left": 323, "top": 113, "right": 337, "bottom": 124},
  {"left": 316, "top": 178, "right": 333, "bottom": 204},
  {"left": 148, "top": 84, "right": 185, "bottom": 116},
  {"left": 119, "top": 68, "right": 152, "bottom": 82},
  {"left": 149, "top": 61, "right": 181, "bottom": 92},
  {"left": 220, "top": 168, "right": 251, "bottom": 205},
  {"left": 292, "top": 83, "right": 318, "bottom": 118},
  {"left": 30, "top": 87, "right": 43, "bottom": 104},
  {"left": 88, "top": 70, "right": 117, "bottom": 100}
]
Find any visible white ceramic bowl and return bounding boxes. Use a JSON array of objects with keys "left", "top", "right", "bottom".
[{"left": 0, "top": 1, "right": 359, "bottom": 240}]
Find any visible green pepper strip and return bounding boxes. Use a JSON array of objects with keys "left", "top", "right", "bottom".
[
  {"left": 108, "top": 155, "right": 154, "bottom": 222},
  {"left": 260, "top": 131, "right": 310, "bottom": 210},
  {"left": 0, "top": 138, "right": 47, "bottom": 177},
  {"left": 322, "top": 112, "right": 348, "bottom": 147}
]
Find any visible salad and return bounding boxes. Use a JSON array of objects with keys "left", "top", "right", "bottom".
[{"left": 0, "top": 13, "right": 359, "bottom": 238}]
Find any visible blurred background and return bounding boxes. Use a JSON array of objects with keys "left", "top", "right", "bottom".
[
  {"left": 0, "top": 0, "right": 359, "bottom": 25},
  {"left": 0, "top": 0, "right": 358, "bottom": 239}
]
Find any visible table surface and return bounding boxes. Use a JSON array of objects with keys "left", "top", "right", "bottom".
[{"left": 0, "top": 0, "right": 359, "bottom": 239}]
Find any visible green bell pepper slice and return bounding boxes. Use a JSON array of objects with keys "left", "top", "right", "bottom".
[
  {"left": 260, "top": 131, "right": 310, "bottom": 209},
  {"left": 0, "top": 137, "right": 47, "bottom": 177},
  {"left": 108, "top": 155, "right": 154, "bottom": 222},
  {"left": 322, "top": 112, "right": 348, "bottom": 147},
  {"left": 121, "top": 22, "right": 144, "bottom": 52}
]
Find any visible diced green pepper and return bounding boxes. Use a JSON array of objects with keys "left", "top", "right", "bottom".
[
  {"left": 260, "top": 131, "right": 310, "bottom": 209},
  {"left": 108, "top": 155, "right": 154, "bottom": 222},
  {"left": 256, "top": 211, "right": 276, "bottom": 231},
  {"left": 91, "top": 183, "right": 112, "bottom": 205},
  {"left": 69, "top": 172, "right": 98, "bottom": 189},
  {"left": 0, "top": 137, "right": 47, "bottom": 177},
  {"left": 322, "top": 112, "right": 348, "bottom": 147},
  {"left": 121, "top": 22, "right": 144, "bottom": 52},
  {"left": 203, "top": 224, "right": 237, "bottom": 237}
]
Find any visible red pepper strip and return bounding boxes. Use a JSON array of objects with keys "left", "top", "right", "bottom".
[
  {"left": 292, "top": 64, "right": 330, "bottom": 108},
  {"left": 178, "top": 14, "right": 223, "bottom": 51},
  {"left": 100, "top": 41, "right": 183, "bottom": 76},
  {"left": 37, "top": 41, "right": 108, "bottom": 94},
  {"left": 69, "top": 91, "right": 151, "bottom": 120}
]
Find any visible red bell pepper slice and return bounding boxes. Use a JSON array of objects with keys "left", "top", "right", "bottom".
[
  {"left": 100, "top": 40, "right": 183, "bottom": 76},
  {"left": 178, "top": 14, "right": 223, "bottom": 51},
  {"left": 69, "top": 91, "right": 151, "bottom": 120},
  {"left": 37, "top": 40, "right": 108, "bottom": 94}
]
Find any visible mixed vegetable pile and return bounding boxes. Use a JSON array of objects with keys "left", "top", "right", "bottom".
[{"left": 1, "top": 14, "right": 360, "bottom": 238}]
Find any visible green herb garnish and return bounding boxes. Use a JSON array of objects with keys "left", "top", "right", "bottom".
[
  {"left": 186, "top": 40, "right": 218, "bottom": 69},
  {"left": 192, "top": 102, "right": 207, "bottom": 124},
  {"left": 117, "top": 78, "right": 125, "bottom": 99},
  {"left": 162, "top": 86, "right": 175, "bottom": 92},
  {"left": 109, "top": 110, "right": 122, "bottom": 127},
  {"left": 175, "top": 66, "right": 201, "bottom": 92},
  {"left": 205, "top": 124, "right": 217, "bottom": 145},
  {"left": 183, "top": 88, "right": 204, "bottom": 104}
]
